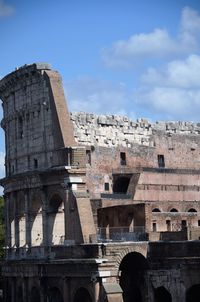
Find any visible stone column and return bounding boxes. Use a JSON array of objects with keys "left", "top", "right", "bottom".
[
  {"left": 11, "top": 278, "right": 16, "bottom": 302},
  {"left": 25, "top": 190, "right": 31, "bottom": 248},
  {"left": 63, "top": 277, "right": 70, "bottom": 302},
  {"left": 4, "top": 194, "right": 11, "bottom": 248},
  {"left": 13, "top": 191, "right": 19, "bottom": 248},
  {"left": 41, "top": 187, "right": 48, "bottom": 247},
  {"left": 22, "top": 278, "right": 28, "bottom": 302}
]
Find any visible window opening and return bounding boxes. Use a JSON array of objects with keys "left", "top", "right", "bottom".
[
  {"left": 158, "top": 154, "right": 165, "bottom": 168},
  {"left": 153, "top": 222, "right": 157, "bottom": 232},
  {"left": 166, "top": 220, "right": 171, "bottom": 231},
  {"left": 181, "top": 220, "right": 187, "bottom": 230},
  {"left": 34, "top": 159, "right": 38, "bottom": 169},
  {"left": 86, "top": 150, "right": 91, "bottom": 165},
  {"left": 120, "top": 152, "right": 126, "bottom": 166},
  {"left": 104, "top": 183, "right": 109, "bottom": 191}
]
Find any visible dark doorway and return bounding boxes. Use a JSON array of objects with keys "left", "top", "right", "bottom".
[
  {"left": 186, "top": 284, "right": 200, "bottom": 302},
  {"left": 119, "top": 252, "right": 148, "bottom": 302},
  {"left": 113, "top": 176, "right": 130, "bottom": 193},
  {"left": 48, "top": 287, "right": 63, "bottom": 302},
  {"left": 74, "top": 288, "right": 92, "bottom": 302},
  {"left": 30, "top": 287, "right": 41, "bottom": 302},
  {"left": 154, "top": 286, "right": 172, "bottom": 302}
]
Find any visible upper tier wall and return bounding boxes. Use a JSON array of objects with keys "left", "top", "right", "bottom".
[{"left": 71, "top": 112, "right": 200, "bottom": 147}]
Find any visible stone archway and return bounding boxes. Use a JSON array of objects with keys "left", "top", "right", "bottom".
[
  {"left": 30, "top": 193, "right": 43, "bottom": 246},
  {"left": 16, "top": 192, "right": 26, "bottom": 247},
  {"left": 48, "top": 194, "right": 65, "bottom": 245},
  {"left": 154, "top": 286, "right": 172, "bottom": 302},
  {"left": 119, "top": 251, "right": 148, "bottom": 302},
  {"left": 48, "top": 287, "right": 63, "bottom": 302},
  {"left": 73, "top": 287, "right": 92, "bottom": 302},
  {"left": 186, "top": 284, "right": 200, "bottom": 302},
  {"left": 30, "top": 286, "right": 41, "bottom": 302}
]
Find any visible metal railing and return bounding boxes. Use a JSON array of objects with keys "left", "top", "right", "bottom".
[{"left": 96, "top": 226, "right": 147, "bottom": 242}]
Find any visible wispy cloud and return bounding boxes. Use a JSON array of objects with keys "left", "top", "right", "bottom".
[
  {"left": 65, "top": 77, "right": 136, "bottom": 119},
  {"left": 102, "top": 7, "right": 200, "bottom": 68},
  {"left": 136, "top": 54, "right": 200, "bottom": 121},
  {"left": 0, "top": 0, "right": 14, "bottom": 18}
]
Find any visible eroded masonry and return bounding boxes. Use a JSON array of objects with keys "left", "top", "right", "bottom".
[{"left": 1, "top": 63, "right": 200, "bottom": 302}]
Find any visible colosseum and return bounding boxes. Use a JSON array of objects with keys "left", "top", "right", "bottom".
[{"left": 0, "top": 63, "right": 200, "bottom": 302}]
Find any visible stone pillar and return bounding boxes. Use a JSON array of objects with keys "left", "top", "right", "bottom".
[
  {"left": 40, "top": 277, "right": 48, "bottom": 302},
  {"left": 41, "top": 187, "right": 48, "bottom": 247},
  {"left": 63, "top": 277, "right": 70, "bottom": 302},
  {"left": 25, "top": 190, "right": 31, "bottom": 248},
  {"left": 14, "top": 191, "right": 19, "bottom": 248},
  {"left": 11, "top": 278, "right": 16, "bottom": 302},
  {"left": 4, "top": 194, "right": 11, "bottom": 248},
  {"left": 64, "top": 187, "right": 71, "bottom": 241},
  {"left": 22, "top": 278, "right": 28, "bottom": 302}
]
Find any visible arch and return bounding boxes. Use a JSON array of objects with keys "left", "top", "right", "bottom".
[
  {"left": 154, "top": 286, "right": 172, "bottom": 302},
  {"left": 48, "top": 193, "right": 65, "bottom": 245},
  {"left": 152, "top": 208, "right": 161, "bottom": 212},
  {"left": 186, "top": 284, "right": 200, "bottom": 302},
  {"left": 73, "top": 287, "right": 92, "bottom": 302},
  {"left": 119, "top": 252, "right": 148, "bottom": 302},
  {"left": 170, "top": 208, "right": 178, "bottom": 212},
  {"left": 188, "top": 208, "right": 197, "bottom": 213},
  {"left": 116, "top": 246, "right": 148, "bottom": 268},
  {"left": 30, "top": 193, "right": 43, "bottom": 246},
  {"left": 48, "top": 287, "right": 63, "bottom": 302},
  {"left": 17, "top": 286, "right": 23, "bottom": 302},
  {"left": 113, "top": 176, "right": 130, "bottom": 193},
  {"left": 30, "top": 287, "right": 41, "bottom": 302}
]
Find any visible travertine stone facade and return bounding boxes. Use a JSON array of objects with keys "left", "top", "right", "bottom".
[{"left": 1, "top": 63, "right": 200, "bottom": 302}]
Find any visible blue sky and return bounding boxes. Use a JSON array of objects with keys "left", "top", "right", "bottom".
[{"left": 0, "top": 0, "right": 200, "bottom": 184}]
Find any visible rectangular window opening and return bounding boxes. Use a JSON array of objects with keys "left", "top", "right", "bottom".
[
  {"left": 104, "top": 183, "right": 109, "bottom": 191},
  {"left": 86, "top": 150, "right": 91, "bottom": 165},
  {"left": 120, "top": 152, "right": 126, "bottom": 166},
  {"left": 158, "top": 154, "right": 165, "bottom": 168},
  {"left": 153, "top": 222, "right": 157, "bottom": 232},
  {"left": 34, "top": 158, "right": 38, "bottom": 169},
  {"left": 166, "top": 220, "right": 171, "bottom": 231}
]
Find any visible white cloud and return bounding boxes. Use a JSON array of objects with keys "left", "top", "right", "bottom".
[
  {"left": 102, "top": 7, "right": 200, "bottom": 68},
  {"left": 136, "top": 55, "right": 200, "bottom": 121},
  {"left": 65, "top": 77, "right": 135, "bottom": 117},
  {"left": 0, "top": 0, "right": 14, "bottom": 17}
]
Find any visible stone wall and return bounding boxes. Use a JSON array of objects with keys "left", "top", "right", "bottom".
[{"left": 71, "top": 112, "right": 200, "bottom": 148}]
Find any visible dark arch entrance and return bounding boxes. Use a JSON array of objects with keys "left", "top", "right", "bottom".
[
  {"left": 48, "top": 287, "right": 63, "bottom": 302},
  {"left": 154, "top": 286, "right": 172, "bottom": 302},
  {"left": 74, "top": 287, "right": 92, "bottom": 302},
  {"left": 113, "top": 176, "right": 130, "bottom": 193},
  {"left": 119, "top": 252, "right": 148, "bottom": 302},
  {"left": 30, "top": 287, "right": 41, "bottom": 302},
  {"left": 186, "top": 284, "right": 200, "bottom": 302}
]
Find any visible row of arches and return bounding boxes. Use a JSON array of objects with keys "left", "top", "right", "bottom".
[
  {"left": 152, "top": 208, "right": 197, "bottom": 213},
  {"left": 8, "top": 192, "right": 65, "bottom": 247},
  {"left": 15, "top": 286, "right": 92, "bottom": 302},
  {"left": 119, "top": 252, "right": 200, "bottom": 302}
]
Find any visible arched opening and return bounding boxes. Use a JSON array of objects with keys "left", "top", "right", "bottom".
[
  {"left": 186, "top": 284, "right": 200, "bottom": 302},
  {"left": 119, "top": 252, "right": 148, "bottom": 302},
  {"left": 30, "top": 194, "right": 43, "bottom": 246},
  {"left": 17, "top": 286, "right": 23, "bottom": 302},
  {"left": 16, "top": 193, "right": 26, "bottom": 247},
  {"left": 170, "top": 208, "right": 178, "bottom": 212},
  {"left": 188, "top": 208, "right": 197, "bottom": 213},
  {"left": 9, "top": 199, "right": 15, "bottom": 247},
  {"left": 30, "top": 287, "right": 41, "bottom": 302},
  {"left": 48, "top": 194, "right": 65, "bottom": 245},
  {"left": 48, "top": 287, "right": 63, "bottom": 302},
  {"left": 113, "top": 176, "right": 130, "bottom": 194},
  {"left": 73, "top": 287, "right": 92, "bottom": 302},
  {"left": 152, "top": 208, "right": 161, "bottom": 212},
  {"left": 154, "top": 286, "right": 172, "bottom": 302}
]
